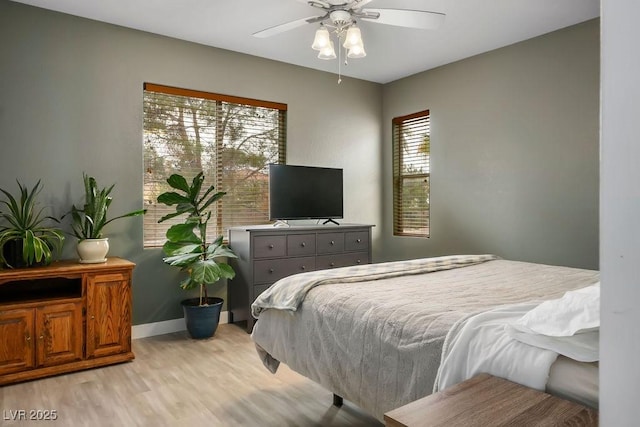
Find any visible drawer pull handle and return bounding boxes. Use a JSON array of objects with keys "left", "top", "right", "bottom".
[
  {"left": 300, "top": 242, "right": 306, "bottom": 247},
  {"left": 39, "top": 335, "right": 44, "bottom": 340},
  {"left": 269, "top": 269, "right": 274, "bottom": 273},
  {"left": 356, "top": 239, "right": 361, "bottom": 243},
  {"left": 268, "top": 244, "right": 274, "bottom": 249},
  {"left": 330, "top": 240, "right": 335, "bottom": 245},
  {"left": 25, "top": 335, "right": 31, "bottom": 342}
]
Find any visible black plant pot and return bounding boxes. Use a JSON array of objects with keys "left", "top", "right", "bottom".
[
  {"left": 2, "top": 239, "right": 25, "bottom": 268},
  {"left": 181, "top": 297, "right": 224, "bottom": 339}
]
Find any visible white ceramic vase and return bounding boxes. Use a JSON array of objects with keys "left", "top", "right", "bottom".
[{"left": 77, "top": 238, "right": 109, "bottom": 263}]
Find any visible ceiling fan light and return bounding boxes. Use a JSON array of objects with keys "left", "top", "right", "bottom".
[
  {"left": 311, "top": 26, "right": 331, "bottom": 51},
  {"left": 318, "top": 41, "right": 337, "bottom": 60},
  {"left": 347, "top": 43, "right": 366, "bottom": 59},
  {"left": 342, "top": 25, "right": 363, "bottom": 50}
]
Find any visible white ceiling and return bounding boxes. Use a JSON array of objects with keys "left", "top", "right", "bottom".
[{"left": 11, "top": 0, "right": 600, "bottom": 84}]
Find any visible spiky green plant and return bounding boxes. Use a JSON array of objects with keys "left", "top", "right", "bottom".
[
  {"left": 157, "top": 172, "right": 237, "bottom": 306},
  {"left": 0, "top": 180, "right": 65, "bottom": 268},
  {"left": 66, "top": 173, "right": 147, "bottom": 240}
]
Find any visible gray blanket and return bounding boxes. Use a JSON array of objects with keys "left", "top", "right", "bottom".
[{"left": 251, "top": 258, "right": 599, "bottom": 420}]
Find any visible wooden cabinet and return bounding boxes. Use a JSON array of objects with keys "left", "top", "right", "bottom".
[
  {"left": 86, "top": 272, "right": 132, "bottom": 358},
  {"left": 228, "top": 224, "right": 373, "bottom": 332},
  {"left": 0, "top": 308, "right": 35, "bottom": 375},
  {"left": 0, "top": 258, "right": 135, "bottom": 385},
  {"left": 36, "top": 302, "right": 83, "bottom": 367}
]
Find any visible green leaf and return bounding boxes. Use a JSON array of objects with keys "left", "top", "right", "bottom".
[
  {"left": 157, "top": 192, "right": 191, "bottom": 206},
  {"left": 200, "top": 191, "right": 226, "bottom": 213},
  {"left": 217, "top": 263, "right": 236, "bottom": 280},
  {"left": 165, "top": 223, "right": 201, "bottom": 244},
  {"left": 162, "top": 241, "right": 201, "bottom": 257},
  {"left": 162, "top": 252, "right": 202, "bottom": 267},
  {"left": 207, "top": 244, "right": 238, "bottom": 260},
  {"left": 190, "top": 172, "right": 205, "bottom": 200},
  {"left": 167, "top": 174, "right": 190, "bottom": 193}
]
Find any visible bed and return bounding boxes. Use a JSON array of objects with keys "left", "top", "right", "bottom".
[{"left": 250, "top": 255, "right": 599, "bottom": 421}]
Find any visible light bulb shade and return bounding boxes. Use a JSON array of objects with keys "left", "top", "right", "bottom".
[
  {"left": 311, "top": 26, "right": 331, "bottom": 51},
  {"left": 318, "top": 41, "right": 337, "bottom": 60},
  {"left": 343, "top": 25, "right": 363, "bottom": 49},
  {"left": 347, "top": 43, "right": 367, "bottom": 58}
]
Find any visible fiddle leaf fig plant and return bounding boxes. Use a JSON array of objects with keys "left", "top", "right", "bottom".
[
  {"left": 157, "top": 172, "right": 237, "bottom": 306},
  {"left": 0, "top": 180, "right": 64, "bottom": 268}
]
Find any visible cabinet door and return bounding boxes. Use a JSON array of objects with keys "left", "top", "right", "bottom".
[
  {"left": 36, "top": 302, "right": 83, "bottom": 367},
  {"left": 86, "top": 272, "right": 132, "bottom": 358},
  {"left": 0, "top": 308, "right": 35, "bottom": 375}
]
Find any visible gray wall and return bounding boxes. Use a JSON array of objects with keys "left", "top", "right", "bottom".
[
  {"left": 600, "top": 0, "right": 640, "bottom": 424},
  {"left": 380, "top": 19, "right": 600, "bottom": 270},
  {"left": 0, "top": 1, "right": 382, "bottom": 324}
]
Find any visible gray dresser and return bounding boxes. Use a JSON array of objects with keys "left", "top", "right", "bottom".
[{"left": 228, "top": 224, "right": 374, "bottom": 332}]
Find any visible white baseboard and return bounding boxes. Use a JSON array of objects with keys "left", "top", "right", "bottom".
[{"left": 132, "top": 310, "right": 229, "bottom": 339}]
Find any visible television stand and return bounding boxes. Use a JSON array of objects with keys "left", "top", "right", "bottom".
[{"left": 322, "top": 219, "right": 340, "bottom": 225}]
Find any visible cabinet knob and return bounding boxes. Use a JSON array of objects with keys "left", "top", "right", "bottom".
[
  {"left": 330, "top": 240, "right": 335, "bottom": 245},
  {"left": 301, "top": 266, "right": 306, "bottom": 270},
  {"left": 330, "top": 262, "right": 335, "bottom": 267},
  {"left": 39, "top": 335, "right": 44, "bottom": 340},
  {"left": 356, "top": 239, "right": 361, "bottom": 243},
  {"left": 25, "top": 335, "right": 31, "bottom": 342},
  {"left": 268, "top": 244, "right": 274, "bottom": 249},
  {"left": 269, "top": 269, "right": 274, "bottom": 273},
  {"left": 300, "top": 242, "right": 306, "bottom": 247},
  {"left": 357, "top": 260, "right": 362, "bottom": 264},
  {"left": 91, "top": 315, "right": 95, "bottom": 320}
]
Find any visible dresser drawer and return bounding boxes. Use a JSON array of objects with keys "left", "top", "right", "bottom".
[
  {"left": 317, "top": 232, "right": 345, "bottom": 254},
  {"left": 317, "top": 252, "right": 368, "bottom": 269},
  {"left": 345, "top": 231, "right": 369, "bottom": 252},
  {"left": 253, "top": 235, "right": 286, "bottom": 258},
  {"left": 287, "top": 234, "right": 316, "bottom": 256},
  {"left": 254, "top": 257, "right": 316, "bottom": 284}
]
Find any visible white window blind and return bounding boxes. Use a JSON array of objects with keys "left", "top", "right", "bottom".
[
  {"left": 392, "top": 110, "right": 430, "bottom": 237},
  {"left": 143, "top": 83, "right": 287, "bottom": 247}
]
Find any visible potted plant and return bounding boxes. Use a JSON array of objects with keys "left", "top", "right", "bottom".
[
  {"left": 0, "top": 180, "right": 65, "bottom": 269},
  {"left": 157, "top": 172, "right": 237, "bottom": 339},
  {"left": 66, "top": 173, "right": 146, "bottom": 263}
]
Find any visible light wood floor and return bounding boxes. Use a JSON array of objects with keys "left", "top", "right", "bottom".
[{"left": 0, "top": 323, "right": 383, "bottom": 426}]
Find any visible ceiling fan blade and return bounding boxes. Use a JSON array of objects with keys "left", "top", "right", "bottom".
[
  {"left": 253, "top": 16, "right": 323, "bottom": 38},
  {"left": 295, "top": 0, "right": 331, "bottom": 9},
  {"left": 361, "top": 8, "right": 445, "bottom": 30},
  {"left": 350, "top": 0, "right": 374, "bottom": 10}
]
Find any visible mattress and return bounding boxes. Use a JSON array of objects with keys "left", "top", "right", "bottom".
[{"left": 547, "top": 356, "right": 599, "bottom": 409}]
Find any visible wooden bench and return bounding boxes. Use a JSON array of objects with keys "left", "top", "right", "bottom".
[{"left": 384, "top": 373, "right": 598, "bottom": 426}]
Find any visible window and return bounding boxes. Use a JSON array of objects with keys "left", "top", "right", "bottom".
[
  {"left": 392, "top": 110, "right": 430, "bottom": 237},
  {"left": 142, "top": 83, "right": 287, "bottom": 247}
]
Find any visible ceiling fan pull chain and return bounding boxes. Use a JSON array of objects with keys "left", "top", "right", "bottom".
[{"left": 338, "top": 38, "right": 342, "bottom": 84}]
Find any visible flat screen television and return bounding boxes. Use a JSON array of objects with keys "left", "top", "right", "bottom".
[{"left": 269, "top": 164, "right": 343, "bottom": 223}]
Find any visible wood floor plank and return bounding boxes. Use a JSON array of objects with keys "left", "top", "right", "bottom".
[{"left": 0, "top": 323, "right": 382, "bottom": 426}]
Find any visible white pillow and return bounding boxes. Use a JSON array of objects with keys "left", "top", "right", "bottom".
[{"left": 513, "top": 283, "right": 600, "bottom": 337}]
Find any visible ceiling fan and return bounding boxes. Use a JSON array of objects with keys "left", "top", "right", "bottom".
[
  {"left": 253, "top": 0, "right": 445, "bottom": 82},
  {"left": 253, "top": 0, "right": 446, "bottom": 39}
]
